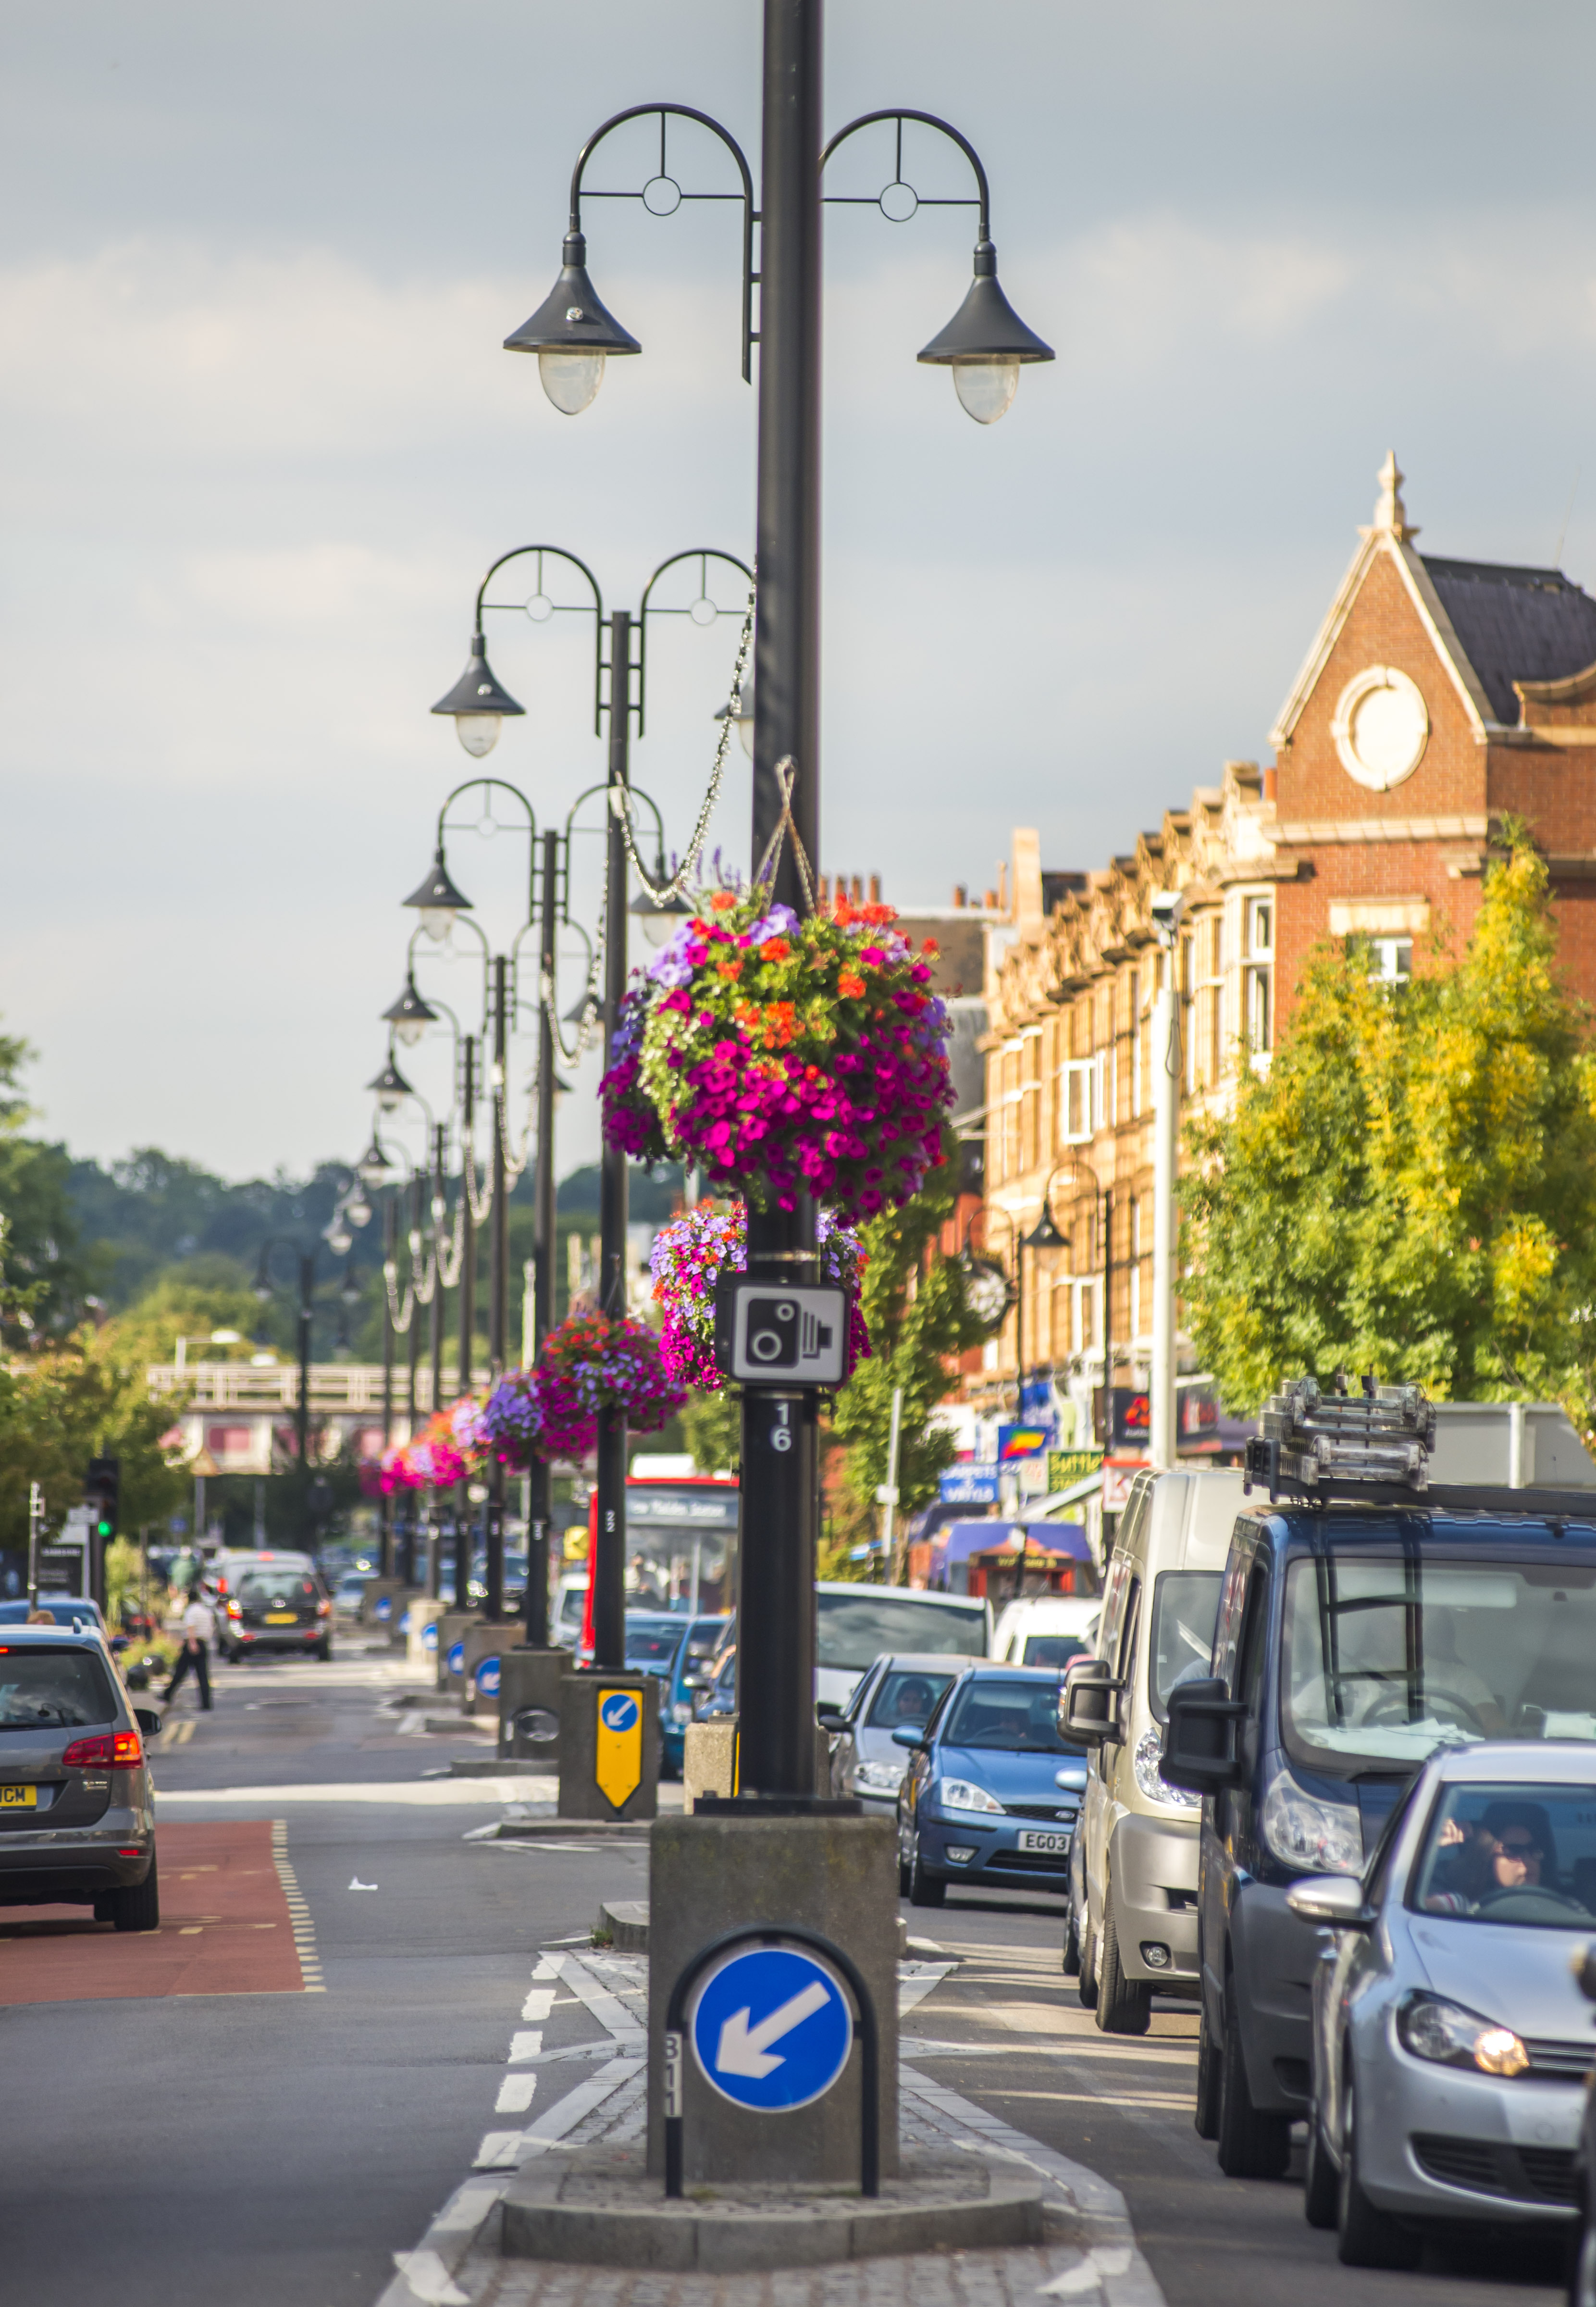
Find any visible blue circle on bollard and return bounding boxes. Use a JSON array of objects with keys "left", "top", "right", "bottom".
[
  {"left": 688, "top": 1944, "right": 853, "bottom": 2112},
  {"left": 422, "top": 1623, "right": 438, "bottom": 1651},
  {"left": 599, "top": 1691, "right": 640, "bottom": 1735},
  {"left": 447, "top": 1640, "right": 465, "bottom": 1674},
  {"left": 475, "top": 1655, "right": 501, "bottom": 1699},
  {"left": 375, "top": 1595, "right": 392, "bottom": 1622}
]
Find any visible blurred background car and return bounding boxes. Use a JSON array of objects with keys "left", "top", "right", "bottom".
[
  {"left": 895, "top": 1662, "right": 1089, "bottom": 1908},
  {"left": 826, "top": 1652, "right": 961, "bottom": 1811},
  {"left": 990, "top": 1593, "right": 1101, "bottom": 1669},
  {"left": 661, "top": 1614, "right": 730, "bottom": 1779},
  {"left": 215, "top": 1560, "right": 333, "bottom": 1662}
]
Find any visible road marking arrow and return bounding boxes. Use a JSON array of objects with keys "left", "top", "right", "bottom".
[{"left": 714, "top": 1980, "right": 832, "bottom": 2078}]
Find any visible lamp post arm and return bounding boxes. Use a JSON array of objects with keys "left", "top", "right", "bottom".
[
  {"left": 569, "top": 104, "right": 756, "bottom": 383},
  {"left": 474, "top": 546, "right": 606, "bottom": 733},
  {"left": 818, "top": 110, "right": 990, "bottom": 242},
  {"left": 635, "top": 547, "right": 756, "bottom": 736}
]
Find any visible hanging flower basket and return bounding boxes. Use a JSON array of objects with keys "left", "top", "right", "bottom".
[
  {"left": 481, "top": 1311, "right": 687, "bottom": 1467},
  {"left": 648, "top": 1198, "right": 871, "bottom": 1390},
  {"left": 378, "top": 1403, "right": 483, "bottom": 1493},
  {"left": 601, "top": 888, "right": 952, "bottom": 1225}
]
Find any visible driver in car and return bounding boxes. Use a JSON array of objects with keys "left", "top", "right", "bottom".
[
  {"left": 891, "top": 1678, "right": 936, "bottom": 1725},
  {"left": 1424, "top": 1800, "right": 1555, "bottom": 1911}
]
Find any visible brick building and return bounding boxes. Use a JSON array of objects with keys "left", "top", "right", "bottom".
[{"left": 973, "top": 456, "right": 1596, "bottom": 1451}]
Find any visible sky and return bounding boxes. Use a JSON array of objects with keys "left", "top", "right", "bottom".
[{"left": 3, "top": 0, "right": 1596, "bottom": 1184}]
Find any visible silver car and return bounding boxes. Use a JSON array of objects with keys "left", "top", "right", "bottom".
[
  {"left": 825, "top": 1653, "right": 963, "bottom": 1812},
  {"left": 1293, "top": 1740, "right": 1596, "bottom": 2268}
]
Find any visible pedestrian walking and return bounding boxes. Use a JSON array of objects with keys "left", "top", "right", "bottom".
[{"left": 161, "top": 1586, "right": 214, "bottom": 1711}]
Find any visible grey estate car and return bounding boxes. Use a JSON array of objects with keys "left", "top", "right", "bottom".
[
  {"left": 1293, "top": 1740, "right": 1596, "bottom": 2267},
  {"left": 0, "top": 1625, "right": 161, "bottom": 1930}
]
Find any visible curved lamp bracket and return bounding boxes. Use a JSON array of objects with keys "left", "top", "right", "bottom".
[
  {"left": 477, "top": 545, "right": 606, "bottom": 735},
  {"left": 819, "top": 109, "right": 989, "bottom": 239}
]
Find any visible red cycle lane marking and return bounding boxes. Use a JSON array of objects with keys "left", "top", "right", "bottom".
[{"left": 0, "top": 1819, "right": 308, "bottom": 2004}]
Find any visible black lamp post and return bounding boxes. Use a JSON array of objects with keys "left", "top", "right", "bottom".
[
  {"left": 254, "top": 1239, "right": 326, "bottom": 1543},
  {"left": 429, "top": 543, "right": 753, "bottom": 1672},
  {"left": 510, "top": 56, "right": 1050, "bottom": 1798}
]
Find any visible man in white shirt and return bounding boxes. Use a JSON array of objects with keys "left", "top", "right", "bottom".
[{"left": 161, "top": 1586, "right": 215, "bottom": 1711}]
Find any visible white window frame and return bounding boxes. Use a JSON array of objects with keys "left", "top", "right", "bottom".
[{"left": 1060, "top": 1058, "right": 1093, "bottom": 1144}]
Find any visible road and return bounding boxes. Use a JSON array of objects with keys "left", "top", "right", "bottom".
[{"left": 0, "top": 1650, "right": 1573, "bottom": 2307}]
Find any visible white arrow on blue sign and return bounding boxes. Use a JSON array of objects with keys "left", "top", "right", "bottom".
[
  {"left": 447, "top": 1640, "right": 465, "bottom": 1674},
  {"left": 688, "top": 1944, "right": 853, "bottom": 2112}
]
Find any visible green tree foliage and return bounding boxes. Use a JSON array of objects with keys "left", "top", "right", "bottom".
[
  {"left": 829, "top": 1132, "right": 986, "bottom": 1552},
  {"left": 0, "top": 1329, "right": 188, "bottom": 1556},
  {"left": 683, "top": 1385, "right": 741, "bottom": 1477},
  {"left": 1181, "top": 833, "right": 1596, "bottom": 1415},
  {"left": 0, "top": 1025, "right": 92, "bottom": 1339}
]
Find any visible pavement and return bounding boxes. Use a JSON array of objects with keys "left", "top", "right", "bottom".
[{"left": 0, "top": 1645, "right": 1573, "bottom": 2307}]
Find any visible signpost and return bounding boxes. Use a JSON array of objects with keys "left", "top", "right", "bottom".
[
  {"left": 594, "top": 1686, "right": 643, "bottom": 1809},
  {"left": 688, "top": 1943, "right": 853, "bottom": 2112}
]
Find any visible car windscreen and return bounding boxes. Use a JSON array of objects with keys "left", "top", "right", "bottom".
[
  {"left": 625, "top": 1622, "right": 682, "bottom": 1666},
  {"left": 816, "top": 1592, "right": 987, "bottom": 1671},
  {"left": 942, "top": 1675, "right": 1080, "bottom": 1754},
  {"left": 1021, "top": 1634, "right": 1091, "bottom": 1669},
  {"left": 0, "top": 1648, "right": 117, "bottom": 1731},
  {"left": 1411, "top": 1781, "right": 1596, "bottom": 1929},
  {"left": 1282, "top": 1554, "right": 1596, "bottom": 1775},
  {"left": 238, "top": 1575, "right": 317, "bottom": 1608},
  {"left": 1149, "top": 1570, "right": 1224, "bottom": 1722},
  {"left": 866, "top": 1667, "right": 956, "bottom": 1730}
]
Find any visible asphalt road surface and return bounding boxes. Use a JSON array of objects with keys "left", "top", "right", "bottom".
[
  {"left": 906, "top": 1881, "right": 1571, "bottom": 2307},
  {"left": 0, "top": 1649, "right": 1575, "bottom": 2307}
]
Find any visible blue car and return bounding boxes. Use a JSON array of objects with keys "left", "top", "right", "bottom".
[
  {"left": 660, "top": 1614, "right": 730, "bottom": 1778},
  {"left": 895, "top": 1664, "right": 1088, "bottom": 1907}
]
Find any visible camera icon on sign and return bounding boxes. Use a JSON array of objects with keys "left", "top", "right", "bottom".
[{"left": 745, "top": 1297, "right": 834, "bottom": 1368}]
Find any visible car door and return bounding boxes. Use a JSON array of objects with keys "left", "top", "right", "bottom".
[
  {"left": 1198, "top": 1539, "right": 1258, "bottom": 2020},
  {"left": 1081, "top": 1550, "right": 1134, "bottom": 1937}
]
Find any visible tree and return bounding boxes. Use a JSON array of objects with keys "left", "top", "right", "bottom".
[
  {"left": 0, "top": 1327, "right": 188, "bottom": 1559},
  {"left": 828, "top": 1131, "right": 986, "bottom": 1562},
  {"left": 0, "top": 1023, "right": 93, "bottom": 1339},
  {"left": 1180, "top": 831, "right": 1596, "bottom": 1417}
]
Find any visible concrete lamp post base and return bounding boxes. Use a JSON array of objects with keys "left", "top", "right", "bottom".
[{"left": 496, "top": 1646, "right": 571, "bottom": 1764}]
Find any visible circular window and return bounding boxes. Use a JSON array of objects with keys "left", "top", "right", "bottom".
[{"left": 1331, "top": 666, "right": 1429, "bottom": 791}]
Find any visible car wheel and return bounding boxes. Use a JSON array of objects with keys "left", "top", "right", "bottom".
[
  {"left": 1094, "top": 1890, "right": 1151, "bottom": 2035},
  {"left": 1303, "top": 2094, "right": 1338, "bottom": 2228},
  {"left": 107, "top": 1851, "right": 160, "bottom": 1935},
  {"left": 1336, "top": 2064, "right": 1420, "bottom": 2267},
  {"left": 1215, "top": 1986, "right": 1290, "bottom": 2179},
  {"left": 907, "top": 1836, "right": 946, "bottom": 1908},
  {"left": 1062, "top": 1904, "right": 1081, "bottom": 1977},
  {"left": 1077, "top": 1918, "right": 1100, "bottom": 2010},
  {"left": 1194, "top": 2004, "right": 1221, "bottom": 2140}
]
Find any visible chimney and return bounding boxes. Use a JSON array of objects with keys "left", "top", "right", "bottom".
[
  {"left": 983, "top": 888, "right": 999, "bottom": 910},
  {"left": 868, "top": 873, "right": 881, "bottom": 905},
  {"left": 1262, "top": 765, "right": 1278, "bottom": 803},
  {"left": 851, "top": 874, "right": 864, "bottom": 905},
  {"left": 953, "top": 883, "right": 967, "bottom": 909},
  {"left": 818, "top": 873, "right": 830, "bottom": 906}
]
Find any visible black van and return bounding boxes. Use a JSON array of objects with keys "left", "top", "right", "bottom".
[{"left": 1163, "top": 1379, "right": 1596, "bottom": 2180}]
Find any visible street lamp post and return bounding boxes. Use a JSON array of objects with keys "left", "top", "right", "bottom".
[
  {"left": 511, "top": 64, "right": 1050, "bottom": 1798},
  {"left": 430, "top": 543, "right": 753, "bottom": 1670},
  {"left": 253, "top": 1240, "right": 323, "bottom": 1543}
]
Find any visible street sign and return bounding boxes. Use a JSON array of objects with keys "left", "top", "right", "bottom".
[
  {"left": 447, "top": 1640, "right": 465, "bottom": 1675},
  {"left": 940, "top": 1463, "right": 1000, "bottom": 1505},
  {"left": 422, "top": 1623, "right": 439, "bottom": 1651},
  {"left": 594, "top": 1686, "right": 643, "bottom": 1809},
  {"left": 1046, "top": 1449, "right": 1103, "bottom": 1491},
  {"left": 374, "top": 1594, "right": 393, "bottom": 1622},
  {"left": 996, "top": 1424, "right": 1049, "bottom": 1461},
  {"left": 475, "top": 1655, "right": 501, "bottom": 1701},
  {"left": 714, "top": 1279, "right": 847, "bottom": 1387},
  {"left": 688, "top": 1943, "right": 853, "bottom": 2112}
]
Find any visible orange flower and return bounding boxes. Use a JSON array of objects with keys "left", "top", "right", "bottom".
[
  {"left": 860, "top": 902, "right": 895, "bottom": 926},
  {"left": 838, "top": 970, "right": 866, "bottom": 999},
  {"left": 759, "top": 936, "right": 791, "bottom": 961},
  {"left": 717, "top": 958, "right": 744, "bottom": 981},
  {"left": 709, "top": 891, "right": 738, "bottom": 912},
  {"left": 921, "top": 937, "right": 940, "bottom": 956}
]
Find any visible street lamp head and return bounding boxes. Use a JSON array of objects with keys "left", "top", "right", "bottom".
[
  {"left": 324, "top": 1220, "right": 353, "bottom": 1256},
  {"left": 383, "top": 972, "right": 440, "bottom": 1048},
  {"left": 714, "top": 676, "right": 755, "bottom": 761},
  {"left": 402, "top": 847, "right": 473, "bottom": 941},
  {"left": 344, "top": 1188, "right": 372, "bottom": 1228},
  {"left": 355, "top": 1134, "right": 393, "bottom": 1188},
  {"left": 916, "top": 241, "right": 1054, "bottom": 425},
  {"left": 1022, "top": 1204, "right": 1068, "bottom": 1253},
  {"left": 339, "top": 1260, "right": 363, "bottom": 1306},
  {"left": 503, "top": 230, "right": 643, "bottom": 417},
  {"left": 430, "top": 633, "right": 524, "bottom": 759},
  {"left": 366, "top": 1057, "right": 415, "bottom": 1114},
  {"left": 629, "top": 883, "right": 692, "bottom": 949},
  {"left": 563, "top": 989, "right": 598, "bottom": 1027}
]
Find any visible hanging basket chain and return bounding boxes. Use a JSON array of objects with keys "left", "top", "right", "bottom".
[
  {"left": 617, "top": 588, "right": 754, "bottom": 907},
  {"left": 753, "top": 756, "right": 816, "bottom": 911}
]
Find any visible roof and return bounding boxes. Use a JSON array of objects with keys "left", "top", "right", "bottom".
[{"left": 1419, "top": 557, "right": 1596, "bottom": 725}]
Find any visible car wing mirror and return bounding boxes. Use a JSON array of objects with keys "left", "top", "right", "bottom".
[
  {"left": 134, "top": 1709, "right": 162, "bottom": 1739},
  {"left": 891, "top": 1724, "right": 927, "bottom": 1750},
  {"left": 1287, "top": 1874, "right": 1373, "bottom": 1928},
  {"left": 1061, "top": 1659, "right": 1126, "bottom": 1748},
  {"left": 816, "top": 1708, "right": 849, "bottom": 1734},
  {"left": 1160, "top": 1678, "right": 1246, "bottom": 1794}
]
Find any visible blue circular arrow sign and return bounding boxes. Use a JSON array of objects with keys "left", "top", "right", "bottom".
[
  {"left": 688, "top": 1944, "right": 853, "bottom": 2112},
  {"left": 475, "top": 1655, "right": 501, "bottom": 1699},
  {"left": 599, "top": 1691, "right": 639, "bottom": 1734},
  {"left": 447, "top": 1640, "right": 465, "bottom": 1674}
]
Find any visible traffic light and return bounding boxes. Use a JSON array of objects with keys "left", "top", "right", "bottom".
[{"left": 85, "top": 1456, "right": 120, "bottom": 1543}]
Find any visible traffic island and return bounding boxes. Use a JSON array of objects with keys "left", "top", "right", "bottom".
[{"left": 499, "top": 2144, "right": 1043, "bottom": 2273}]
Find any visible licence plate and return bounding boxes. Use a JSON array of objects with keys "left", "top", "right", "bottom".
[
  {"left": 265, "top": 1612, "right": 299, "bottom": 1625},
  {"left": 0, "top": 1785, "right": 37, "bottom": 1809},
  {"left": 1016, "top": 1828, "right": 1070, "bottom": 1855}
]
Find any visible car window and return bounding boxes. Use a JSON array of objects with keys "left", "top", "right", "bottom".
[
  {"left": 1148, "top": 1570, "right": 1225, "bottom": 1723},
  {"left": 815, "top": 1591, "right": 987, "bottom": 1669},
  {"left": 1234, "top": 1569, "right": 1269, "bottom": 1713},
  {"left": 1021, "top": 1633, "right": 1090, "bottom": 1668},
  {"left": 942, "top": 1675, "right": 1084, "bottom": 1754},
  {"left": 238, "top": 1574, "right": 317, "bottom": 1607},
  {"left": 1410, "top": 1781, "right": 1596, "bottom": 1928},
  {"left": 1116, "top": 1579, "right": 1142, "bottom": 1684},
  {"left": 866, "top": 1668, "right": 955, "bottom": 1730},
  {"left": 0, "top": 1648, "right": 117, "bottom": 1731},
  {"left": 624, "top": 1623, "right": 682, "bottom": 1665}
]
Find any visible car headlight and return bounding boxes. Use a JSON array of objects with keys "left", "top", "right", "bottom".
[
  {"left": 940, "top": 1778, "right": 1006, "bottom": 1816},
  {"left": 855, "top": 1759, "right": 903, "bottom": 1792},
  {"left": 1260, "top": 1772, "right": 1362, "bottom": 1874},
  {"left": 1133, "top": 1725, "right": 1200, "bottom": 1812},
  {"left": 1397, "top": 1993, "right": 1529, "bottom": 2077},
  {"left": 669, "top": 1702, "right": 692, "bottom": 1725}
]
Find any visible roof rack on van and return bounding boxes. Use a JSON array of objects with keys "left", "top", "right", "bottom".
[{"left": 1246, "top": 1374, "right": 1435, "bottom": 1501}]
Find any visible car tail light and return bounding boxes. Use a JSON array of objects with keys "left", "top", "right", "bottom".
[
  {"left": 215, "top": 1577, "right": 228, "bottom": 1594},
  {"left": 62, "top": 1730, "right": 143, "bottom": 1768}
]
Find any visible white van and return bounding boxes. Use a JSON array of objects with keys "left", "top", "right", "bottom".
[
  {"left": 813, "top": 1581, "right": 991, "bottom": 1710},
  {"left": 1063, "top": 1465, "right": 1247, "bottom": 2034},
  {"left": 991, "top": 1594, "right": 1101, "bottom": 1669}
]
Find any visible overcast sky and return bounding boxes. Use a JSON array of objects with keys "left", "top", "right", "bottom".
[{"left": 4, "top": 0, "right": 1595, "bottom": 1185}]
